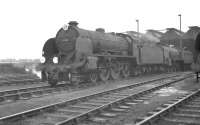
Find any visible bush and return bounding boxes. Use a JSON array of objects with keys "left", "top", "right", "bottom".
[{"left": 0, "top": 63, "right": 27, "bottom": 74}]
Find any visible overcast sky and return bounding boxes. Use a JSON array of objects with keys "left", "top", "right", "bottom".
[{"left": 0, "top": 0, "right": 199, "bottom": 59}]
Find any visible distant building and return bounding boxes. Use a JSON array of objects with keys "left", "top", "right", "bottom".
[
  {"left": 183, "top": 26, "right": 200, "bottom": 40},
  {"left": 182, "top": 26, "right": 200, "bottom": 53},
  {"left": 161, "top": 28, "right": 184, "bottom": 48}
]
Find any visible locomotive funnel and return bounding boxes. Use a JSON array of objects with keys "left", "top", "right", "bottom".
[{"left": 68, "top": 21, "right": 79, "bottom": 27}]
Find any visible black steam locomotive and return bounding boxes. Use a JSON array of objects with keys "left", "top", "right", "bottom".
[{"left": 39, "top": 21, "right": 193, "bottom": 86}]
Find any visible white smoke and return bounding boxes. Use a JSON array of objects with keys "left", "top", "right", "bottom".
[
  {"left": 32, "top": 68, "right": 41, "bottom": 79},
  {"left": 25, "top": 64, "right": 41, "bottom": 79}
]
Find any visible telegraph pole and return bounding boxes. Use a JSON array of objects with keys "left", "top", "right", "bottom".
[
  {"left": 136, "top": 19, "right": 141, "bottom": 63},
  {"left": 178, "top": 14, "right": 184, "bottom": 70},
  {"left": 178, "top": 14, "right": 183, "bottom": 51},
  {"left": 136, "top": 19, "right": 139, "bottom": 41}
]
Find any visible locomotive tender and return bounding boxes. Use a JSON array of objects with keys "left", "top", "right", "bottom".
[{"left": 40, "top": 21, "right": 193, "bottom": 86}]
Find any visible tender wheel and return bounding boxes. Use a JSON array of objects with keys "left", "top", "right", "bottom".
[
  {"left": 142, "top": 66, "right": 146, "bottom": 73},
  {"left": 145, "top": 66, "right": 149, "bottom": 73},
  {"left": 145, "top": 66, "right": 148, "bottom": 73},
  {"left": 160, "top": 66, "right": 164, "bottom": 72},
  {"left": 154, "top": 66, "right": 159, "bottom": 73},
  {"left": 173, "top": 66, "right": 176, "bottom": 72},
  {"left": 148, "top": 66, "right": 152, "bottom": 73},
  {"left": 110, "top": 63, "right": 120, "bottom": 80},
  {"left": 167, "top": 67, "right": 170, "bottom": 72},
  {"left": 89, "top": 72, "right": 98, "bottom": 83},
  {"left": 133, "top": 69, "right": 137, "bottom": 76},
  {"left": 122, "top": 64, "right": 130, "bottom": 78},
  {"left": 99, "top": 63, "right": 110, "bottom": 82}
]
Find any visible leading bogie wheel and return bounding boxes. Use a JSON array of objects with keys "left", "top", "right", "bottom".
[
  {"left": 41, "top": 70, "right": 47, "bottom": 81},
  {"left": 47, "top": 73, "right": 58, "bottom": 87},
  {"left": 48, "top": 78, "right": 58, "bottom": 87}
]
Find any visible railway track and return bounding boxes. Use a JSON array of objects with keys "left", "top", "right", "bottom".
[
  {"left": 0, "top": 83, "right": 70, "bottom": 104},
  {"left": 0, "top": 74, "right": 36, "bottom": 80},
  {"left": 136, "top": 87, "right": 200, "bottom": 125},
  {"left": 0, "top": 72, "right": 192, "bottom": 125},
  {"left": 0, "top": 72, "right": 187, "bottom": 105},
  {"left": 0, "top": 78, "right": 41, "bottom": 86}
]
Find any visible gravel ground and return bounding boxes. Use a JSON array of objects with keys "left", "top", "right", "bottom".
[
  {"left": 79, "top": 75, "right": 200, "bottom": 125},
  {"left": 0, "top": 73, "right": 37, "bottom": 80},
  {"left": 0, "top": 72, "right": 182, "bottom": 118},
  {"left": 0, "top": 81, "right": 47, "bottom": 92},
  {"left": 0, "top": 72, "right": 185, "bottom": 92}
]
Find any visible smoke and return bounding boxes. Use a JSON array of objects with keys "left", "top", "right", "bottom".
[
  {"left": 25, "top": 65, "right": 41, "bottom": 79},
  {"left": 141, "top": 33, "right": 160, "bottom": 43},
  {"left": 31, "top": 68, "right": 41, "bottom": 79}
]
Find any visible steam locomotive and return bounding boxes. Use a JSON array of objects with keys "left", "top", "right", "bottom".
[
  {"left": 39, "top": 21, "right": 193, "bottom": 86},
  {"left": 191, "top": 33, "right": 200, "bottom": 81}
]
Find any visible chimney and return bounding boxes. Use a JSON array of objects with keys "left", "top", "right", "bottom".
[
  {"left": 96, "top": 28, "right": 105, "bottom": 33},
  {"left": 68, "top": 21, "right": 79, "bottom": 27}
]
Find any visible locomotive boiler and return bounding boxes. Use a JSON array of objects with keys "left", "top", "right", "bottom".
[{"left": 40, "top": 21, "right": 192, "bottom": 86}]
